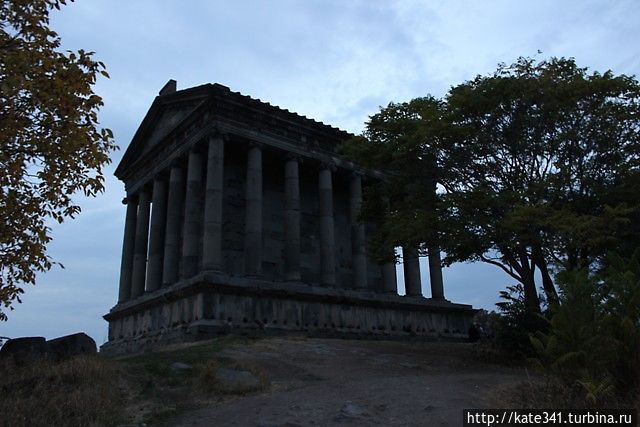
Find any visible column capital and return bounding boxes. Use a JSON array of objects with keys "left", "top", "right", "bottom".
[
  {"left": 168, "top": 157, "right": 184, "bottom": 170},
  {"left": 138, "top": 181, "right": 154, "bottom": 195},
  {"left": 208, "top": 131, "right": 229, "bottom": 142},
  {"left": 286, "top": 152, "right": 303, "bottom": 162},
  {"left": 247, "top": 141, "right": 264, "bottom": 150},
  {"left": 150, "top": 172, "right": 169, "bottom": 184},
  {"left": 351, "top": 170, "right": 366, "bottom": 179},
  {"left": 122, "top": 195, "right": 138, "bottom": 205},
  {"left": 319, "top": 161, "right": 337, "bottom": 172},
  {"left": 188, "top": 143, "right": 205, "bottom": 156}
]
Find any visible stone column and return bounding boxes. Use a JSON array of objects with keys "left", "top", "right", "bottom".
[
  {"left": 403, "top": 245, "right": 422, "bottom": 297},
  {"left": 131, "top": 189, "right": 151, "bottom": 298},
  {"left": 428, "top": 245, "right": 445, "bottom": 299},
  {"left": 379, "top": 196, "right": 397, "bottom": 294},
  {"left": 244, "top": 145, "right": 262, "bottom": 275},
  {"left": 381, "top": 249, "right": 398, "bottom": 294},
  {"left": 284, "top": 155, "right": 301, "bottom": 281},
  {"left": 350, "top": 173, "right": 367, "bottom": 289},
  {"left": 145, "top": 178, "right": 168, "bottom": 292},
  {"left": 118, "top": 196, "right": 137, "bottom": 303},
  {"left": 202, "top": 135, "right": 224, "bottom": 271},
  {"left": 162, "top": 165, "right": 184, "bottom": 286},
  {"left": 319, "top": 166, "right": 336, "bottom": 286},
  {"left": 425, "top": 171, "right": 444, "bottom": 299},
  {"left": 182, "top": 148, "right": 204, "bottom": 278}
]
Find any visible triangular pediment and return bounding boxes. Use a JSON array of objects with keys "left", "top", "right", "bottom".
[
  {"left": 114, "top": 81, "right": 355, "bottom": 182},
  {"left": 141, "top": 102, "right": 196, "bottom": 155},
  {"left": 115, "top": 85, "right": 210, "bottom": 179}
]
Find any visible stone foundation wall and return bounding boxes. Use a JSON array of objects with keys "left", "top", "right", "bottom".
[{"left": 101, "top": 272, "right": 476, "bottom": 355}]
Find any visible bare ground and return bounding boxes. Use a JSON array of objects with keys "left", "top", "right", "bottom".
[{"left": 163, "top": 336, "right": 528, "bottom": 427}]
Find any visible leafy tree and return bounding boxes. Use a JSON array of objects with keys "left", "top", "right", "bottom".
[
  {"left": 341, "top": 57, "right": 640, "bottom": 316},
  {"left": 0, "top": 0, "right": 115, "bottom": 320}
]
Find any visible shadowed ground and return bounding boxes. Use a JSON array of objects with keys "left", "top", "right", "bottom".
[{"left": 164, "top": 337, "right": 526, "bottom": 426}]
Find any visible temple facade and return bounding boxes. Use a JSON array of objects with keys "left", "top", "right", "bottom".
[{"left": 101, "top": 80, "right": 475, "bottom": 354}]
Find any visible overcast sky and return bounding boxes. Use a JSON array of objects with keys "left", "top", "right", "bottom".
[{"left": 3, "top": 0, "right": 639, "bottom": 345}]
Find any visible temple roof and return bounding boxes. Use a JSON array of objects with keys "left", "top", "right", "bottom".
[{"left": 115, "top": 81, "right": 354, "bottom": 179}]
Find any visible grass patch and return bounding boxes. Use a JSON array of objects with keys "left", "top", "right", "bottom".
[
  {"left": 0, "top": 355, "right": 124, "bottom": 427},
  {"left": 116, "top": 336, "right": 268, "bottom": 424},
  {"left": 0, "top": 336, "right": 269, "bottom": 426},
  {"left": 195, "top": 359, "right": 269, "bottom": 395},
  {"left": 500, "top": 374, "right": 639, "bottom": 412}
]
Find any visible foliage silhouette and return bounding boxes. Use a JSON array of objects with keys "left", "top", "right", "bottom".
[
  {"left": 341, "top": 56, "right": 640, "bottom": 317},
  {"left": 0, "top": 0, "right": 116, "bottom": 319}
]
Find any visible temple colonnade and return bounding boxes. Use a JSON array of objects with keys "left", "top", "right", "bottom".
[{"left": 117, "top": 134, "right": 444, "bottom": 303}]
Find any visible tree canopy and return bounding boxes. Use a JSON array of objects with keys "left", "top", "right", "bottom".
[
  {"left": 341, "top": 57, "right": 640, "bottom": 315},
  {"left": 0, "top": 0, "right": 116, "bottom": 320}
]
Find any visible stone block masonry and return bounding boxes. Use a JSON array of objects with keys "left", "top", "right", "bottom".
[{"left": 102, "top": 80, "right": 475, "bottom": 353}]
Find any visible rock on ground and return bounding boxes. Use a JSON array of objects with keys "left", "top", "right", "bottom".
[
  {"left": 0, "top": 337, "right": 47, "bottom": 363},
  {"left": 47, "top": 332, "right": 96, "bottom": 361},
  {"left": 215, "top": 367, "right": 260, "bottom": 393},
  {"left": 170, "top": 362, "right": 193, "bottom": 373},
  {"left": 0, "top": 332, "right": 96, "bottom": 364}
]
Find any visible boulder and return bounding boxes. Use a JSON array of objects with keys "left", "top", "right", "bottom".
[
  {"left": 335, "top": 401, "right": 370, "bottom": 421},
  {"left": 170, "top": 362, "right": 193, "bottom": 373},
  {"left": 46, "top": 332, "right": 97, "bottom": 361},
  {"left": 214, "top": 367, "right": 260, "bottom": 392},
  {"left": 0, "top": 336, "right": 48, "bottom": 363}
]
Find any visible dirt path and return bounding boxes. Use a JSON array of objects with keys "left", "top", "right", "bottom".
[{"left": 167, "top": 337, "right": 527, "bottom": 426}]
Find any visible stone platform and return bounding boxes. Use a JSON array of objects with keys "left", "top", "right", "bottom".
[{"left": 101, "top": 272, "right": 476, "bottom": 355}]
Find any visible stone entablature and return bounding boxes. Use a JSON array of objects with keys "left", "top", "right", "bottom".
[{"left": 103, "top": 80, "right": 474, "bottom": 353}]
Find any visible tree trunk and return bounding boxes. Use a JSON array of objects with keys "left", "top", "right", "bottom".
[
  {"left": 522, "top": 270, "right": 541, "bottom": 315},
  {"left": 514, "top": 247, "right": 541, "bottom": 317},
  {"left": 532, "top": 246, "right": 559, "bottom": 306}
]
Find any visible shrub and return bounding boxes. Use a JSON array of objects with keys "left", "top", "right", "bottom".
[
  {"left": 493, "top": 284, "right": 548, "bottom": 359},
  {"left": 528, "top": 250, "right": 640, "bottom": 407},
  {"left": 600, "top": 251, "right": 640, "bottom": 396}
]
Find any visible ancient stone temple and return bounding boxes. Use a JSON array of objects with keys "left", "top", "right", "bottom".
[{"left": 101, "top": 80, "right": 475, "bottom": 354}]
